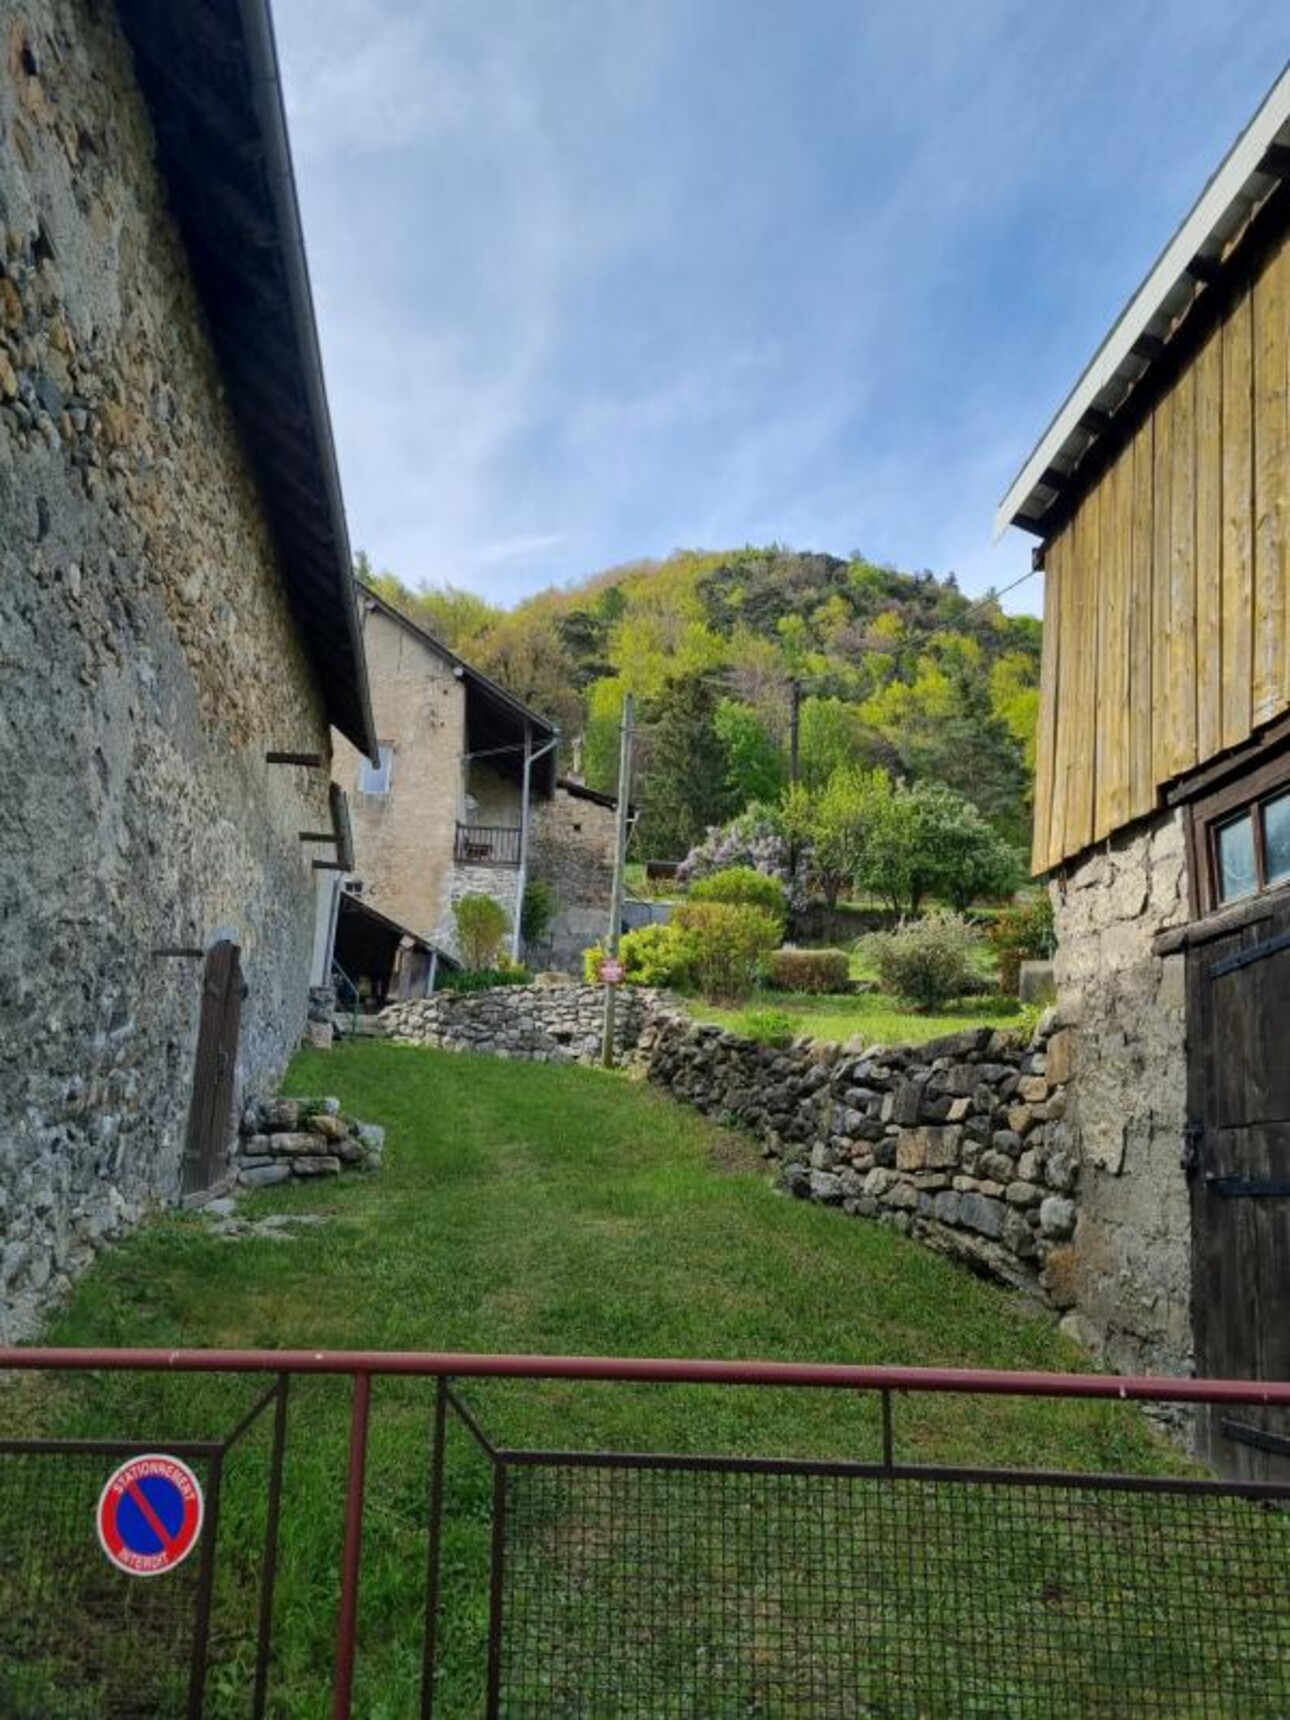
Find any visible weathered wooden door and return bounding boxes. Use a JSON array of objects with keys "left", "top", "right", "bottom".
[
  {"left": 182, "top": 940, "right": 245, "bottom": 1197},
  {"left": 1188, "top": 896, "right": 1290, "bottom": 1478}
]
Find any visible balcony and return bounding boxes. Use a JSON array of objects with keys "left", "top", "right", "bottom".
[{"left": 453, "top": 822, "right": 521, "bottom": 866}]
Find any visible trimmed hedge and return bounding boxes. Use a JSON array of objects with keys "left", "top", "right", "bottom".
[{"left": 767, "top": 948, "right": 850, "bottom": 994}]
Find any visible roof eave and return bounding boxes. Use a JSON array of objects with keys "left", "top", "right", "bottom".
[{"left": 997, "top": 61, "right": 1290, "bottom": 542}]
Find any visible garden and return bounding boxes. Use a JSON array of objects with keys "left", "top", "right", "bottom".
[{"left": 590, "top": 772, "right": 1056, "bottom": 1048}]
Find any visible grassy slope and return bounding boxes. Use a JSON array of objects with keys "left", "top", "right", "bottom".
[
  {"left": 16, "top": 1046, "right": 1193, "bottom": 1714},
  {"left": 688, "top": 988, "right": 1033, "bottom": 1047}
]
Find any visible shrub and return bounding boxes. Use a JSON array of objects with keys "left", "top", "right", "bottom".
[
  {"left": 867, "top": 911, "right": 982, "bottom": 1011},
  {"left": 672, "top": 901, "right": 780, "bottom": 1001},
  {"left": 689, "top": 865, "right": 788, "bottom": 936},
  {"left": 520, "top": 880, "right": 556, "bottom": 947},
  {"left": 677, "top": 804, "right": 808, "bottom": 910},
  {"left": 739, "top": 1007, "right": 797, "bottom": 1048},
  {"left": 585, "top": 924, "right": 691, "bottom": 987},
  {"left": 767, "top": 948, "right": 850, "bottom": 994},
  {"left": 620, "top": 923, "right": 689, "bottom": 987},
  {"left": 987, "top": 893, "right": 1055, "bottom": 995},
  {"left": 453, "top": 893, "right": 508, "bottom": 970},
  {"left": 437, "top": 963, "right": 529, "bottom": 994}
]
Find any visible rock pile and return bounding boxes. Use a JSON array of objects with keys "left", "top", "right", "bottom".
[{"left": 236, "top": 1097, "right": 385, "bottom": 1188}]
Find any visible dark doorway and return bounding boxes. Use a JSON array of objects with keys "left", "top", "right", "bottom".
[
  {"left": 182, "top": 939, "right": 245, "bottom": 1198},
  {"left": 1187, "top": 893, "right": 1290, "bottom": 1479}
]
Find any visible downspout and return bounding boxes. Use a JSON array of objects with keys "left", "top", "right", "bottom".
[{"left": 511, "top": 731, "right": 559, "bottom": 964}]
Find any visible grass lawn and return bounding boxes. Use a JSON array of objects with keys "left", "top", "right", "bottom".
[
  {"left": 3, "top": 1045, "right": 1268, "bottom": 1715},
  {"left": 687, "top": 987, "right": 1035, "bottom": 1047}
]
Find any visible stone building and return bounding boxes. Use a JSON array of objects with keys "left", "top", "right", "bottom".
[
  {"left": 999, "top": 69, "right": 1290, "bottom": 1473},
  {"left": 528, "top": 778, "right": 632, "bottom": 972},
  {"left": 0, "top": 0, "right": 376, "bottom": 1335},
  {"left": 331, "top": 587, "right": 559, "bottom": 974}
]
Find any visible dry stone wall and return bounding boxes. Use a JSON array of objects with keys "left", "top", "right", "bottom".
[
  {"left": 236, "top": 1097, "right": 385, "bottom": 1188},
  {"left": 642, "top": 1014, "right": 1076, "bottom": 1296},
  {"left": 0, "top": 0, "right": 331, "bottom": 1339},
  {"left": 382, "top": 982, "right": 665, "bottom": 1066}
]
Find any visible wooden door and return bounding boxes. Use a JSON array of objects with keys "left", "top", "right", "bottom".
[
  {"left": 1188, "top": 895, "right": 1290, "bottom": 1478},
  {"left": 182, "top": 940, "right": 245, "bottom": 1198}
]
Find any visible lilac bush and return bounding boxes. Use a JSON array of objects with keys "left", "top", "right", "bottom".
[{"left": 677, "top": 804, "right": 811, "bottom": 911}]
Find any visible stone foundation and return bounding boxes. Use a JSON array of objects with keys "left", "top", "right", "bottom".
[{"left": 1049, "top": 811, "right": 1192, "bottom": 1375}]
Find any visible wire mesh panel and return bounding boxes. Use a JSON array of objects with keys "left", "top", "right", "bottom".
[
  {"left": 0, "top": 1443, "right": 214, "bottom": 1718},
  {"left": 492, "top": 1459, "right": 1290, "bottom": 1718}
]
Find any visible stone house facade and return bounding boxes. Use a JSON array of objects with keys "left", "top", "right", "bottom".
[
  {"left": 330, "top": 590, "right": 633, "bottom": 981},
  {"left": 331, "top": 589, "right": 560, "bottom": 973},
  {"left": 1000, "top": 69, "right": 1290, "bottom": 1470},
  {"left": 0, "top": 0, "right": 376, "bottom": 1336}
]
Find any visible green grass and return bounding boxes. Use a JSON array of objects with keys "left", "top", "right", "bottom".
[
  {"left": 3, "top": 1045, "right": 1271, "bottom": 1715},
  {"left": 689, "top": 986, "right": 1035, "bottom": 1048}
]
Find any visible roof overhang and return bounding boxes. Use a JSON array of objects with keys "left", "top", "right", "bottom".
[
  {"left": 358, "top": 586, "right": 559, "bottom": 794},
  {"left": 997, "top": 61, "right": 1290, "bottom": 541},
  {"left": 115, "top": 0, "right": 377, "bottom": 759}
]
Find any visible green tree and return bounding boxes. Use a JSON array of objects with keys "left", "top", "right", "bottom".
[
  {"left": 858, "top": 781, "right": 1022, "bottom": 914},
  {"left": 714, "top": 699, "right": 786, "bottom": 805},
  {"left": 636, "top": 675, "right": 735, "bottom": 861}
]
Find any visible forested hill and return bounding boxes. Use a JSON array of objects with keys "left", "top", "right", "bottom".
[{"left": 357, "top": 547, "right": 1042, "bottom": 859}]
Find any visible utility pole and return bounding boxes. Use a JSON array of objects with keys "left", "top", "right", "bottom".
[
  {"left": 788, "top": 677, "right": 802, "bottom": 785},
  {"left": 601, "top": 692, "right": 635, "bottom": 1067}
]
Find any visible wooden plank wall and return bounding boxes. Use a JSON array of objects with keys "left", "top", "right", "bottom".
[{"left": 1033, "top": 225, "right": 1290, "bottom": 874}]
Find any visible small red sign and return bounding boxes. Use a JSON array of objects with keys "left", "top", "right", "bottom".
[
  {"left": 97, "top": 1453, "right": 204, "bottom": 1577},
  {"left": 600, "top": 958, "right": 625, "bottom": 985}
]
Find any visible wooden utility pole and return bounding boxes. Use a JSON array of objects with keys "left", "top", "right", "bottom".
[
  {"left": 601, "top": 692, "right": 635, "bottom": 1067},
  {"left": 788, "top": 677, "right": 802, "bottom": 784}
]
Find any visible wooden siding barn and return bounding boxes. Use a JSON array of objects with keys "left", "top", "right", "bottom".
[{"left": 998, "top": 66, "right": 1290, "bottom": 1473}]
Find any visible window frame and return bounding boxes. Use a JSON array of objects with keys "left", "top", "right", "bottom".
[
  {"left": 358, "top": 742, "right": 394, "bottom": 796},
  {"left": 1187, "top": 746, "right": 1290, "bottom": 916}
]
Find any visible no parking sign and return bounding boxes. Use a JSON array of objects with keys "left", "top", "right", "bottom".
[{"left": 97, "top": 1454, "right": 204, "bottom": 1577}]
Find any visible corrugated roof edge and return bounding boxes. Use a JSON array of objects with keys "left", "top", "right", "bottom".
[
  {"left": 996, "top": 60, "right": 1290, "bottom": 542},
  {"left": 236, "top": 0, "right": 377, "bottom": 761}
]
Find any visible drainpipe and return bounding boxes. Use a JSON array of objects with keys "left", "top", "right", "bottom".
[{"left": 511, "top": 728, "right": 559, "bottom": 965}]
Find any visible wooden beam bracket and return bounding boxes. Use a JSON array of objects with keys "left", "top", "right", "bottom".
[{"left": 266, "top": 750, "right": 324, "bottom": 768}]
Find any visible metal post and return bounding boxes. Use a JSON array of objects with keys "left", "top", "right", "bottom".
[
  {"left": 601, "top": 692, "right": 634, "bottom": 1066},
  {"left": 333, "top": 1372, "right": 373, "bottom": 1720},
  {"left": 187, "top": 1454, "right": 223, "bottom": 1720},
  {"left": 420, "top": 1378, "right": 450, "bottom": 1719},
  {"left": 253, "top": 1375, "right": 291, "bottom": 1719},
  {"left": 510, "top": 721, "right": 533, "bottom": 965},
  {"left": 484, "top": 1460, "right": 509, "bottom": 1719}
]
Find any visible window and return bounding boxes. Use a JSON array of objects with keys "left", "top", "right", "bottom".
[
  {"left": 1189, "top": 749, "right": 1290, "bottom": 912},
  {"left": 359, "top": 743, "right": 393, "bottom": 795}
]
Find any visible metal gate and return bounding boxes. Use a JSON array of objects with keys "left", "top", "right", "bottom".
[
  {"left": 1188, "top": 897, "right": 1290, "bottom": 1478},
  {"left": 181, "top": 940, "right": 245, "bottom": 1197}
]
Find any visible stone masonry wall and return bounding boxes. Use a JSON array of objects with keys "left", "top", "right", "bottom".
[
  {"left": 643, "top": 1014, "right": 1076, "bottom": 1296},
  {"left": 529, "top": 786, "right": 618, "bottom": 972},
  {"left": 1049, "top": 810, "right": 1192, "bottom": 1375},
  {"left": 382, "top": 981, "right": 665, "bottom": 1066},
  {"left": 0, "top": 1, "right": 332, "bottom": 1338}
]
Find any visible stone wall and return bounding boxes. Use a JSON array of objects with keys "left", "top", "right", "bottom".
[
  {"left": 642, "top": 1014, "right": 1076, "bottom": 1296},
  {"left": 236, "top": 1097, "right": 385, "bottom": 1187},
  {"left": 1049, "top": 811, "right": 1192, "bottom": 1375},
  {"left": 529, "top": 785, "right": 618, "bottom": 971},
  {"left": 0, "top": 0, "right": 332, "bottom": 1338},
  {"left": 382, "top": 981, "right": 665, "bottom": 1066}
]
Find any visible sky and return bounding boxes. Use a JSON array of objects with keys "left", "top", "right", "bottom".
[{"left": 272, "top": 2, "right": 1289, "bottom": 619}]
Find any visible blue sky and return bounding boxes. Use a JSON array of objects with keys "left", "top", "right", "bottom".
[{"left": 273, "top": 2, "right": 1288, "bottom": 618}]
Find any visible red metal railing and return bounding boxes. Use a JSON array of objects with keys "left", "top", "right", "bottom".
[{"left": 2, "top": 1347, "right": 1289, "bottom": 1717}]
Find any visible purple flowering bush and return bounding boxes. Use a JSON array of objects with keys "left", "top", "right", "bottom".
[{"left": 676, "top": 804, "right": 810, "bottom": 910}]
